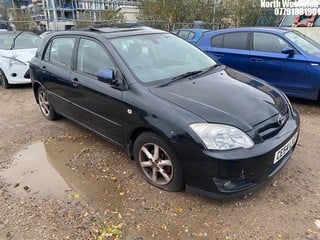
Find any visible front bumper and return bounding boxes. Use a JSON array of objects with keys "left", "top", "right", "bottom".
[
  {"left": 175, "top": 110, "right": 300, "bottom": 199},
  {"left": 2, "top": 64, "right": 31, "bottom": 84}
]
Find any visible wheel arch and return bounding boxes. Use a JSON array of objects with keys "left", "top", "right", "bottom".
[
  {"left": 33, "top": 82, "right": 42, "bottom": 103},
  {"left": 127, "top": 127, "right": 168, "bottom": 160}
]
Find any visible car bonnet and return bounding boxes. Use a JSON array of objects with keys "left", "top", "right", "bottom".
[
  {"left": 2, "top": 48, "right": 38, "bottom": 63},
  {"left": 150, "top": 67, "right": 288, "bottom": 132}
]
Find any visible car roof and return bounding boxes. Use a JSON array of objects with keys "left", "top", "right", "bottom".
[
  {"left": 205, "top": 27, "right": 293, "bottom": 35},
  {"left": 174, "top": 28, "right": 210, "bottom": 32},
  {"left": 50, "top": 26, "right": 166, "bottom": 39}
]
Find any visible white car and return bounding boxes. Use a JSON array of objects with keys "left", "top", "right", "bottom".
[{"left": 0, "top": 32, "right": 42, "bottom": 88}]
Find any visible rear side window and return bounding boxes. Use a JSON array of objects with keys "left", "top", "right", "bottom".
[
  {"left": 44, "top": 37, "right": 76, "bottom": 68},
  {"left": 223, "top": 32, "right": 248, "bottom": 50},
  {"left": 211, "top": 34, "right": 223, "bottom": 47},
  {"left": 211, "top": 32, "right": 248, "bottom": 50}
]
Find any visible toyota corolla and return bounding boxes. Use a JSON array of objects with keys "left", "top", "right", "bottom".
[{"left": 30, "top": 27, "right": 300, "bottom": 198}]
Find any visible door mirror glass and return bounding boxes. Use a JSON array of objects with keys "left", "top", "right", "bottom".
[{"left": 97, "top": 68, "right": 114, "bottom": 84}]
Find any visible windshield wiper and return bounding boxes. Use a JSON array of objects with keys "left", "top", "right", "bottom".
[
  {"left": 158, "top": 70, "right": 202, "bottom": 87},
  {"left": 197, "top": 63, "right": 220, "bottom": 76},
  {"left": 157, "top": 64, "right": 221, "bottom": 88}
]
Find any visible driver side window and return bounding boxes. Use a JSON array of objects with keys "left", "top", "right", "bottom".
[
  {"left": 253, "top": 33, "right": 291, "bottom": 53},
  {"left": 77, "top": 39, "right": 115, "bottom": 77}
]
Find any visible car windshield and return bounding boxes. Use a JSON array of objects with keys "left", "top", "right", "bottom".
[
  {"left": 0, "top": 33, "right": 42, "bottom": 50},
  {"left": 284, "top": 31, "right": 320, "bottom": 55},
  {"left": 109, "top": 33, "right": 217, "bottom": 84}
]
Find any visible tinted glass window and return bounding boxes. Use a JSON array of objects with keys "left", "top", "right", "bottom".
[
  {"left": 77, "top": 38, "right": 115, "bottom": 77},
  {"left": 223, "top": 32, "right": 248, "bottom": 50},
  {"left": 253, "top": 32, "right": 290, "bottom": 53},
  {"left": 211, "top": 34, "right": 223, "bottom": 47},
  {"left": 48, "top": 38, "right": 75, "bottom": 68},
  {"left": 178, "top": 30, "right": 196, "bottom": 40}
]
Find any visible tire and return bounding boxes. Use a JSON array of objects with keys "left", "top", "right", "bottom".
[
  {"left": 37, "top": 86, "right": 58, "bottom": 120},
  {"left": 0, "top": 69, "right": 10, "bottom": 89},
  {"left": 133, "top": 132, "right": 184, "bottom": 191}
]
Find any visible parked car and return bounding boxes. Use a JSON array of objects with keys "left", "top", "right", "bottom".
[
  {"left": 171, "top": 28, "right": 209, "bottom": 45},
  {"left": 39, "top": 31, "right": 54, "bottom": 39},
  {"left": 279, "top": 10, "right": 320, "bottom": 43},
  {"left": 30, "top": 27, "right": 299, "bottom": 198},
  {"left": 0, "top": 31, "right": 42, "bottom": 88},
  {"left": 196, "top": 27, "right": 320, "bottom": 100}
]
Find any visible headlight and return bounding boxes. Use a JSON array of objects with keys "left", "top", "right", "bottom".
[
  {"left": 281, "top": 91, "right": 293, "bottom": 114},
  {"left": 190, "top": 123, "right": 254, "bottom": 150},
  {"left": 2, "top": 56, "right": 26, "bottom": 65}
]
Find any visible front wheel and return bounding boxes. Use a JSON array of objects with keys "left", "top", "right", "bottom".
[
  {"left": 0, "top": 69, "right": 10, "bottom": 89},
  {"left": 133, "top": 132, "right": 184, "bottom": 191},
  {"left": 37, "top": 86, "right": 58, "bottom": 120}
]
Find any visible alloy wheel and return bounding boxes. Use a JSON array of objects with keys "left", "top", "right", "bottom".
[
  {"left": 138, "top": 143, "right": 173, "bottom": 185},
  {"left": 38, "top": 91, "right": 50, "bottom": 117}
]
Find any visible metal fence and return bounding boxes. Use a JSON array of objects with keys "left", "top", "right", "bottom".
[{"left": 0, "top": 19, "right": 211, "bottom": 33}]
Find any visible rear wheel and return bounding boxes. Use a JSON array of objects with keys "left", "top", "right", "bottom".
[
  {"left": 37, "top": 86, "right": 58, "bottom": 120},
  {"left": 133, "top": 132, "right": 184, "bottom": 191},
  {"left": 0, "top": 69, "right": 10, "bottom": 89}
]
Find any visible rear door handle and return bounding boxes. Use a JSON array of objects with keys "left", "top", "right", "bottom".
[
  {"left": 214, "top": 53, "right": 224, "bottom": 57},
  {"left": 72, "top": 78, "right": 79, "bottom": 87},
  {"left": 251, "top": 57, "right": 263, "bottom": 62}
]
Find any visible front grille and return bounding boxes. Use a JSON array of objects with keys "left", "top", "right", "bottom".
[
  {"left": 24, "top": 69, "right": 30, "bottom": 79},
  {"left": 254, "top": 107, "right": 289, "bottom": 140}
]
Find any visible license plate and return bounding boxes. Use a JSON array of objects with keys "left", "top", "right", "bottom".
[{"left": 274, "top": 132, "right": 298, "bottom": 164}]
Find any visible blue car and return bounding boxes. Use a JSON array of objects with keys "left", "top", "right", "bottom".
[
  {"left": 196, "top": 27, "right": 320, "bottom": 100},
  {"left": 172, "top": 28, "right": 209, "bottom": 45}
]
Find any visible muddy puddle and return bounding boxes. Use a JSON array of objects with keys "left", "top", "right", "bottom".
[{"left": 1, "top": 139, "right": 124, "bottom": 210}]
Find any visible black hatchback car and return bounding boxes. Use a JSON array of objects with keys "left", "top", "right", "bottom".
[{"left": 30, "top": 27, "right": 300, "bottom": 198}]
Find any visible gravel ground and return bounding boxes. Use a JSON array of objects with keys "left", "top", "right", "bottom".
[{"left": 0, "top": 85, "right": 319, "bottom": 240}]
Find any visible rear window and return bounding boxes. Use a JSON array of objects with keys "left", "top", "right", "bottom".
[
  {"left": 211, "top": 32, "right": 248, "bottom": 50},
  {"left": 0, "top": 33, "right": 42, "bottom": 50},
  {"left": 178, "top": 30, "right": 196, "bottom": 40}
]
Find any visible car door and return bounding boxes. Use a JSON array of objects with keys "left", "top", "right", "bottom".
[
  {"left": 201, "top": 32, "right": 250, "bottom": 73},
  {"left": 249, "top": 32, "right": 307, "bottom": 96},
  {"left": 40, "top": 36, "right": 77, "bottom": 117},
  {"left": 69, "top": 37, "right": 124, "bottom": 145}
]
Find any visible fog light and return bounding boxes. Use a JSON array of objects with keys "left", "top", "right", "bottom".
[
  {"left": 223, "top": 180, "right": 237, "bottom": 190},
  {"left": 11, "top": 73, "right": 17, "bottom": 77}
]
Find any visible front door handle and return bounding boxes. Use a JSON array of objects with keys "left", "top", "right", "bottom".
[
  {"left": 214, "top": 53, "right": 224, "bottom": 58},
  {"left": 72, "top": 78, "right": 79, "bottom": 87},
  {"left": 251, "top": 57, "right": 263, "bottom": 62}
]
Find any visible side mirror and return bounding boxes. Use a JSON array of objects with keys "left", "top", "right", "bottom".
[
  {"left": 97, "top": 68, "right": 114, "bottom": 84},
  {"left": 97, "top": 68, "right": 125, "bottom": 89},
  {"left": 281, "top": 47, "right": 294, "bottom": 56}
]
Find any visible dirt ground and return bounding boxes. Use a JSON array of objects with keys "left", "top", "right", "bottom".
[{"left": 0, "top": 85, "right": 319, "bottom": 240}]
